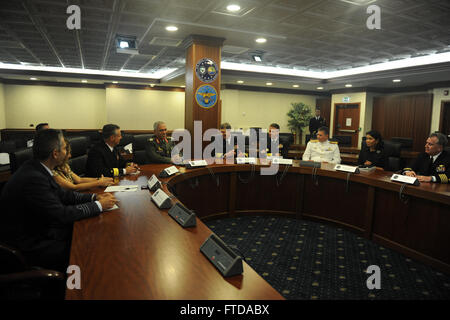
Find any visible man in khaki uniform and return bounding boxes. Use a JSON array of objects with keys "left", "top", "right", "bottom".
[
  {"left": 145, "top": 121, "right": 179, "bottom": 164},
  {"left": 303, "top": 126, "right": 341, "bottom": 164}
]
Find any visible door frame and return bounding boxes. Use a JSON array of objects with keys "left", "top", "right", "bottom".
[{"left": 333, "top": 102, "right": 361, "bottom": 147}]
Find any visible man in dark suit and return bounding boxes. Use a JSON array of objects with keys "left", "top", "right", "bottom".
[
  {"left": 212, "top": 123, "right": 244, "bottom": 160},
  {"left": 263, "top": 123, "right": 290, "bottom": 158},
  {"left": 86, "top": 124, "right": 139, "bottom": 177},
  {"left": 309, "top": 109, "right": 326, "bottom": 138},
  {"left": 403, "top": 132, "right": 449, "bottom": 183},
  {"left": 0, "top": 129, "right": 117, "bottom": 272}
]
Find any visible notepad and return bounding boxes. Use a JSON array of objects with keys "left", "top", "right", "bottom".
[{"left": 104, "top": 185, "right": 139, "bottom": 192}]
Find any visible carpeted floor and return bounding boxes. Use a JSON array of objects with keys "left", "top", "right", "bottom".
[{"left": 205, "top": 215, "right": 450, "bottom": 300}]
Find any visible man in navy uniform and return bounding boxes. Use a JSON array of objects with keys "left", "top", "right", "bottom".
[
  {"left": 403, "top": 132, "right": 449, "bottom": 183},
  {"left": 86, "top": 124, "right": 138, "bottom": 177},
  {"left": 309, "top": 108, "right": 326, "bottom": 138},
  {"left": 303, "top": 126, "right": 341, "bottom": 164}
]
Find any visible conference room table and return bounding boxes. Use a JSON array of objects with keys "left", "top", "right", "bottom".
[{"left": 66, "top": 160, "right": 450, "bottom": 300}]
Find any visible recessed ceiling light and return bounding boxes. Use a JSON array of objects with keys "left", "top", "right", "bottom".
[
  {"left": 166, "top": 26, "right": 178, "bottom": 32},
  {"left": 317, "top": 86, "right": 324, "bottom": 90},
  {"left": 81, "top": 80, "right": 88, "bottom": 83},
  {"left": 255, "top": 38, "right": 266, "bottom": 43},
  {"left": 393, "top": 79, "right": 401, "bottom": 82},
  {"left": 292, "top": 84, "right": 299, "bottom": 88},
  {"left": 150, "top": 84, "right": 155, "bottom": 87},
  {"left": 226, "top": 4, "right": 241, "bottom": 12},
  {"left": 237, "top": 80, "right": 244, "bottom": 84},
  {"left": 180, "top": 85, "right": 185, "bottom": 88},
  {"left": 266, "top": 82, "right": 273, "bottom": 86},
  {"left": 345, "top": 84, "right": 352, "bottom": 87},
  {"left": 30, "top": 77, "right": 38, "bottom": 80},
  {"left": 112, "top": 81, "right": 118, "bottom": 84}
]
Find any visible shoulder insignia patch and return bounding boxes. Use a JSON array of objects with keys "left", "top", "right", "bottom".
[
  {"left": 310, "top": 139, "right": 319, "bottom": 142},
  {"left": 330, "top": 141, "right": 338, "bottom": 144}
]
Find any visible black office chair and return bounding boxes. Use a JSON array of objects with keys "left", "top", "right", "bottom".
[
  {"left": 117, "top": 133, "right": 134, "bottom": 153},
  {"left": 0, "top": 141, "right": 16, "bottom": 154},
  {"left": 9, "top": 148, "right": 33, "bottom": 173},
  {"left": 332, "top": 135, "right": 352, "bottom": 147},
  {"left": 384, "top": 140, "right": 402, "bottom": 171},
  {"left": 67, "top": 136, "right": 89, "bottom": 176},
  {"left": 390, "top": 137, "right": 413, "bottom": 150},
  {"left": 133, "top": 134, "right": 154, "bottom": 165},
  {"left": 0, "top": 242, "right": 64, "bottom": 300}
]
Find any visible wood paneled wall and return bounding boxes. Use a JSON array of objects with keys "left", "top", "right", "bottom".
[
  {"left": 316, "top": 97, "right": 331, "bottom": 127},
  {"left": 372, "top": 94, "right": 433, "bottom": 152}
]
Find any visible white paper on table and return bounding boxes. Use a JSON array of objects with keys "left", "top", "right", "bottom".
[
  {"left": 0, "top": 153, "right": 10, "bottom": 165},
  {"left": 104, "top": 185, "right": 139, "bottom": 192},
  {"left": 104, "top": 204, "right": 119, "bottom": 212}
]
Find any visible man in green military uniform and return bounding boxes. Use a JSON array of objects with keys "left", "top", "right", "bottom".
[{"left": 145, "top": 121, "right": 180, "bottom": 164}]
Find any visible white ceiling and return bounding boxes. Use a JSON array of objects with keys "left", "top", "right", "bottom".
[{"left": 0, "top": 0, "right": 449, "bottom": 91}]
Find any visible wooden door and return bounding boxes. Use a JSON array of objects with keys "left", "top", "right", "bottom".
[
  {"left": 334, "top": 103, "right": 360, "bottom": 147},
  {"left": 439, "top": 101, "right": 450, "bottom": 146}
]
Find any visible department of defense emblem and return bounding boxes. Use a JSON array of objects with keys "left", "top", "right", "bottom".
[
  {"left": 195, "top": 84, "right": 217, "bottom": 109},
  {"left": 195, "top": 58, "right": 218, "bottom": 83}
]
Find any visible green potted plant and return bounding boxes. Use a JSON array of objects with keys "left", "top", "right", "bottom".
[{"left": 287, "top": 102, "right": 313, "bottom": 145}]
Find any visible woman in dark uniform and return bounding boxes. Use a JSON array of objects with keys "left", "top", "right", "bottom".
[{"left": 358, "top": 130, "right": 386, "bottom": 169}]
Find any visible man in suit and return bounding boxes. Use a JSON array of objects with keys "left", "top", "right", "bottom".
[
  {"left": 0, "top": 129, "right": 117, "bottom": 272},
  {"left": 263, "top": 123, "right": 290, "bottom": 158},
  {"left": 212, "top": 123, "right": 244, "bottom": 160},
  {"left": 309, "top": 109, "right": 326, "bottom": 138},
  {"left": 403, "top": 132, "right": 449, "bottom": 183},
  {"left": 86, "top": 124, "right": 139, "bottom": 177},
  {"left": 145, "top": 121, "right": 181, "bottom": 164},
  {"left": 303, "top": 126, "right": 341, "bottom": 164}
]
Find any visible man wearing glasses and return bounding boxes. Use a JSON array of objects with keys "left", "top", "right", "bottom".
[{"left": 403, "top": 132, "right": 449, "bottom": 183}]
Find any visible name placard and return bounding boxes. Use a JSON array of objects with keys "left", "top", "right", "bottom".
[
  {"left": 147, "top": 174, "right": 162, "bottom": 192},
  {"left": 334, "top": 164, "right": 360, "bottom": 173},
  {"left": 391, "top": 174, "right": 420, "bottom": 186},
  {"left": 186, "top": 160, "right": 208, "bottom": 169},
  {"left": 151, "top": 188, "right": 172, "bottom": 209},
  {"left": 236, "top": 157, "right": 257, "bottom": 164},
  {"left": 159, "top": 165, "right": 179, "bottom": 177},
  {"left": 272, "top": 158, "right": 293, "bottom": 165}
]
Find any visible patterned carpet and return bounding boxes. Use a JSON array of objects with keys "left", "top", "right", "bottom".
[{"left": 205, "top": 215, "right": 450, "bottom": 300}]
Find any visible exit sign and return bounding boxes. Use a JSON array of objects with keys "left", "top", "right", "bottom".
[{"left": 343, "top": 97, "right": 350, "bottom": 102}]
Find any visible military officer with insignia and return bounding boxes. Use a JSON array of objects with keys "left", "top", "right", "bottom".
[
  {"left": 261, "top": 123, "right": 289, "bottom": 158},
  {"left": 145, "top": 121, "right": 181, "bottom": 164},
  {"left": 403, "top": 132, "right": 449, "bottom": 183},
  {"left": 303, "top": 126, "right": 341, "bottom": 164},
  {"left": 309, "top": 108, "right": 327, "bottom": 138}
]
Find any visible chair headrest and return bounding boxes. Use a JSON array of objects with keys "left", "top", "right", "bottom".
[{"left": 67, "top": 136, "right": 89, "bottom": 158}]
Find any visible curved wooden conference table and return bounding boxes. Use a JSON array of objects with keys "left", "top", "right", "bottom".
[{"left": 66, "top": 160, "right": 450, "bottom": 300}]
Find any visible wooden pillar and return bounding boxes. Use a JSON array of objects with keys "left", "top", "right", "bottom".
[{"left": 184, "top": 35, "right": 225, "bottom": 155}]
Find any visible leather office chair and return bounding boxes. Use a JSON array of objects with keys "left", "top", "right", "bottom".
[
  {"left": 332, "top": 135, "right": 352, "bottom": 147},
  {"left": 117, "top": 133, "right": 134, "bottom": 153},
  {"left": 0, "top": 140, "right": 16, "bottom": 154},
  {"left": 133, "top": 134, "right": 154, "bottom": 165},
  {"left": 390, "top": 137, "right": 413, "bottom": 150},
  {"left": 67, "top": 136, "right": 89, "bottom": 176},
  {"left": 9, "top": 148, "right": 33, "bottom": 173},
  {"left": 0, "top": 242, "right": 64, "bottom": 300},
  {"left": 384, "top": 140, "right": 402, "bottom": 171}
]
